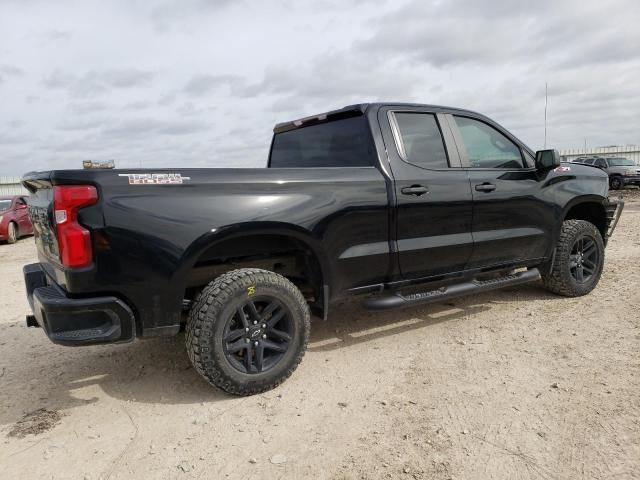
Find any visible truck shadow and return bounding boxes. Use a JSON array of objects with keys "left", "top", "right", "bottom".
[
  {"left": 309, "top": 282, "right": 556, "bottom": 352},
  {"left": 1, "top": 283, "right": 559, "bottom": 428}
]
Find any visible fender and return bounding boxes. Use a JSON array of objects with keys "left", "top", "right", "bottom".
[
  {"left": 555, "top": 194, "right": 608, "bottom": 242},
  {"left": 560, "top": 194, "right": 608, "bottom": 221},
  {"left": 171, "top": 221, "right": 332, "bottom": 311}
]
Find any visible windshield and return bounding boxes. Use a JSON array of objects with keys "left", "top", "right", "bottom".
[
  {"left": 608, "top": 157, "right": 635, "bottom": 167},
  {"left": 0, "top": 200, "right": 12, "bottom": 212}
]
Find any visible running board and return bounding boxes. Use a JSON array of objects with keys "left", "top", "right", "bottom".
[{"left": 364, "top": 268, "right": 541, "bottom": 310}]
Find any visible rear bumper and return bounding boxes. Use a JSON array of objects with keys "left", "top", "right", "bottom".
[{"left": 23, "top": 263, "right": 136, "bottom": 346}]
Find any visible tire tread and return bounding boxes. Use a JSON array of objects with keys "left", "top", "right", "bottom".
[
  {"left": 186, "top": 268, "right": 310, "bottom": 396},
  {"left": 542, "top": 219, "right": 604, "bottom": 297}
]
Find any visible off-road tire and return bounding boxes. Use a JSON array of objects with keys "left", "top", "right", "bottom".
[
  {"left": 186, "top": 268, "right": 310, "bottom": 396},
  {"left": 7, "top": 222, "right": 18, "bottom": 244},
  {"left": 542, "top": 219, "right": 605, "bottom": 297}
]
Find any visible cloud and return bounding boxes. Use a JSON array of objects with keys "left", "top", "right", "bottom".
[
  {"left": 68, "top": 101, "right": 109, "bottom": 114},
  {"left": 1, "top": 65, "right": 24, "bottom": 76},
  {"left": 237, "top": 52, "right": 429, "bottom": 109},
  {"left": 40, "top": 30, "right": 72, "bottom": 42},
  {"left": 358, "top": 0, "right": 640, "bottom": 69},
  {"left": 123, "top": 100, "right": 154, "bottom": 110},
  {"left": 44, "top": 68, "right": 155, "bottom": 96},
  {"left": 57, "top": 118, "right": 105, "bottom": 132},
  {"left": 0, "top": 0, "right": 638, "bottom": 175},
  {"left": 101, "top": 118, "right": 208, "bottom": 138},
  {"left": 183, "top": 74, "right": 241, "bottom": 97},
  {"left": 150, "top": 0, "right": 236, "bottom": 32},
  {"left": 0, "top": 131, "right": 28, "bottom": 146},
  {"left": 0, "top": 64, "right": 24, "bottom": 84}
]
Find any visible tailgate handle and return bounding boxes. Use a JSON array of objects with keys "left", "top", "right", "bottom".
[
  {"left": 401, "top": 185, "right": 429, "bottom": 196},
  {"left": 475, "top": 183, "right": 496, "bottom": 192}
]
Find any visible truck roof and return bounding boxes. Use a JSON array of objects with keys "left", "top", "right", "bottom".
[{"left": 273, "top": 102, "right": 484, "bottom": 133}]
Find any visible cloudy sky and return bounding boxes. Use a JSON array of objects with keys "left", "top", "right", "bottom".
[{"left": 0, "top": 0, "right": 639, "bottom": 175}]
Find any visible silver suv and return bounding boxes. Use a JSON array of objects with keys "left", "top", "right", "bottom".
[{"left": 571, "top": 156, "right": 640, "bottom": 190}]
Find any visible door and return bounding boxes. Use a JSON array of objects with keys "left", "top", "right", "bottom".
[
  {"left": 14, "top": 197, "right": 31, "bottom": 234},
  {"left": 448, "top": 114, "right": 554, "bottom": 269},
  {"left": 380, "top": 108, "right": 474, "bottom": 280}
]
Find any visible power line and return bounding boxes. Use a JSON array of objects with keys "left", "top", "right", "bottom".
[{"left": 544, "top": 82, "right": 548, "bottom": 149}]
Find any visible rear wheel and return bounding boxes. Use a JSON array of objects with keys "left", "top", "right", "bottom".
[
  {"left": 7, "top": 222, "right": 18, "bottom": 244},
  {"left": 186, "top": 268, "right": 310, "bottom": 395},
  {"left": 542, "top": 219, "right": 604, "bottom": 297},
  {"left": 610, "top": 176, "right": 623, "bottom": 190}
]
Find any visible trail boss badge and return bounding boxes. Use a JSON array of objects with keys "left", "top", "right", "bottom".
[{"left": 119, "top": 173, "right": 190, "bottom": 185}]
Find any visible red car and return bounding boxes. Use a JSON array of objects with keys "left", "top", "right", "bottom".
[{"left": 0, "top": 195, "right": 33, "bottom": 243}]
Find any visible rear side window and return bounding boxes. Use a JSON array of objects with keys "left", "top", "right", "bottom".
[
  {"left": 608, "top": 157, "right": 635, "bottom": 166},
  {"left": 393, "top": 113, "right": 449, "bottom": 169},
  {"left": 453, "top": 116, "right": 523, "bottom": 169},
  {"left": 269, "top": 116, "right": 374, "bottom": 168}
]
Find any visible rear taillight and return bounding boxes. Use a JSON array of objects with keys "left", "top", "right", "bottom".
[{"left": 53, "top": 185, "right": 98, "bottom": 268}]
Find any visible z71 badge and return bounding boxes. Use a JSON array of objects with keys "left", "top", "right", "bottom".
[{"left": 119, "top": 173, "right": 190, "bottom": 185}]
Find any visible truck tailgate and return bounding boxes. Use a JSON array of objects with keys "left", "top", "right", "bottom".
[{"left": 22, "top": 173, "right": 61, "bottom": 262}]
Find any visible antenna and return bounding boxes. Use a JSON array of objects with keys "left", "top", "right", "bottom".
[{"left": 544, "top": 82, "right": 548, "bottom": 148}]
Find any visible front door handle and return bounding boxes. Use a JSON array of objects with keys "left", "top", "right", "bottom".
[
  {"left": 475, "top": 183, "right": 496, "bottom": 192},
  {"left": 401, "top": 185, "right": 429, "bottom": 196}
]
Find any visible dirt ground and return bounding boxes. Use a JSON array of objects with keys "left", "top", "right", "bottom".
[{"left": 1, "top": 192, "right": 639, "bottom": 480}]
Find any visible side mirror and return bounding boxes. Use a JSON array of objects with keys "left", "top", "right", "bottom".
[{"left": 535, "top": 149, "right": 561, "bottom": 170}]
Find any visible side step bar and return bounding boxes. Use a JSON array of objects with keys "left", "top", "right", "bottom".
[{"left": 364, "top": 268, "right": 541, "bottom": 310}]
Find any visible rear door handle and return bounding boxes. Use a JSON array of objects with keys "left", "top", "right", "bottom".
[
  {"left": 401, "top": 185, "right": 429, "bottom": 196},
  {"left": 474, "top": 183, "right": 496, "bottom": 192}
]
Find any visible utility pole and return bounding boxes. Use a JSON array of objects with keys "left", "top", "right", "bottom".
[{"left": 544, "top": 82, "right": 548, "bottom": 149}]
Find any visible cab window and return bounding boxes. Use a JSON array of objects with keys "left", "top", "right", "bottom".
[
  {"left": 392, "top": 112, "right": 449, "bottom": 169},
  {"left": 270, "top": 115, "right": 374, "bottom": 168},
  {"left": 453, "top": 116, "right": 523, "bottom": 169}
]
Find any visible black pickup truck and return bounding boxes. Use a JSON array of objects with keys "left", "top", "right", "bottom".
[{"left": 22, "top": 103, "right": 623, "bottom": 395}]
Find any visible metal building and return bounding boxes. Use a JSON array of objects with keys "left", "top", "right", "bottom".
[{"left": 0, "top": 176, "right": 29, "bottom": 196}]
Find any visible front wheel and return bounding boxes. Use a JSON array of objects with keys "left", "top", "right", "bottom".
[
  {"left": 186, "top": 268, "right": 311, "bottom": 396},
  {"left": 542, "top": 219, "right": 605, "bottom": 297},
  {"left": 610, "top": 176, "right": 623, "bottom": 190}
]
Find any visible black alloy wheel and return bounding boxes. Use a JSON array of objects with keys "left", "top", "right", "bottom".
[
  {"left": 186, "top": 268, "right": 310, "bottom": 396},
  {"left": 542, "top": 219, "right": 605, "bottom": 297},
  {"left": 569, "top": 235, "right": 599, "bottom": 284},
  {"left": 222, "top": 297, "right": 293, "bottom": 374}
]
